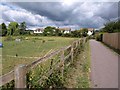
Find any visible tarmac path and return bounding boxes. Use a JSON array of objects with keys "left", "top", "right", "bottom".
[{"left": 90, "top": 40, "right": 119, "bottom": 88}]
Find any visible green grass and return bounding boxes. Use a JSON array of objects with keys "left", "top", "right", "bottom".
[
  {"left": 76, "top": 41, "right": 90, "bottom": 88},
  {"left": 2, "top": 36, "right": 78, "bottom": 75},
  {"left": 64, "top": 41, "right": 90, "bottom": 88}
]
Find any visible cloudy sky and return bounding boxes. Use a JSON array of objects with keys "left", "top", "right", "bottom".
[{"left": 0, "top": 1, "right": 119, "bottom": 30}]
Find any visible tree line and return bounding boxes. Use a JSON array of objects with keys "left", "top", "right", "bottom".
[
  {"left": 0, "top": 22, "right": 28, "bottom": 36},
  {"left": 95, "top": 20, "right": 120, "bottom": 42},
  {"left": 1, "top": 20, "right": 120, "bottom": 37},
  {"left": 42, "top": 26, "right": 88, "bottom": 37},
  {"left": 0, "top": 22, "right": 89, "bottom": 38},
  {"left": 100, "top": 20, "right": 120, "bottom": 33}
]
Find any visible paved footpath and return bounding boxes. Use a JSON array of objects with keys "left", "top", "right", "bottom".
[{"left": 90, "top": 40, "right": 119, "bottom": 88}]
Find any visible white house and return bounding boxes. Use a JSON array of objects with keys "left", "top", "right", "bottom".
[
  {"left": 33, "top": 27, "right": 71, "bottom": 34},
  {"left": 87, "top": 28, "right": 94, "bottom": 36},
  {"left": 34, "top": 28, "right": 44, "bottom": 34}
]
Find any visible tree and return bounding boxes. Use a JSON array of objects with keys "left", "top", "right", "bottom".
[
  {"left": 71, "top": 30, "right": 81, "bottom": 37},
  {"left": 54, "top": 28, "right": 61, "bottom": 36},
  {"left": 7, "top": 22, "right": 19, "bottom": 35},
  {"left": 81, "top": 28, "right": 88, "bottom": 37},
  {"left": 19, "top": 22, "right": 26, "bottom": 35},
  {"left": 71, "top": 28, "right": 88, "bottom": 38},
  {"left": 0, "top": 25, "right": 1, "bottom": 36},
  {"left": 13, "top": 28, "right": 20, "bottom": 36},
  {"left": 0, "top": 23, "right": 7, "bottom": 36},
  {"left": 43, "top": 26, "right": 56, "bottom": 36},
  {"left": 101, "top": 21, "right": 120, "bottom": 33}
]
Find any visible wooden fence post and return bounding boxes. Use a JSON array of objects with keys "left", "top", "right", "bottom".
[
  {"left": 14, "top": 64, "right": 27, "bottom": 88},
  {"left": 76, "top": 41, "right": 78, "bottom": 48},
  {"left": 78, "top": 40, "right": 80, "bottom": 45},
  {"left": 71, "top": 44, "right": 74, "bottom": 63},
  {"left": 75, "top": 41, "right": 77, "bottom": 49},
  {"left": 50, "top": 59, "right": 53, "bottom": 70},
  {"left": 77, "top": 41, "right": 79, "bottom": 53},
  {"left": 60, "top": 50, "right": 64, "bottom": 77}
]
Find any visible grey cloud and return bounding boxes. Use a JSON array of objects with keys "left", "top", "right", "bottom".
[
  {"left": 2, "top": 2, "right": 119, "bottom": 29},
  {"left": 12, "top": 2, "right": 76, "bottom": 21},
  {"left": 95, "top": 2, "right": 118, "bottom": 20}
]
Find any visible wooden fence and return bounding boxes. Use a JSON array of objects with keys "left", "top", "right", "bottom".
[
  {"left": 103, "top": 33, "right": 120, "bottom": 50},
  {"left": 0, "top": 38, "right": 86, "bottom": 88}
]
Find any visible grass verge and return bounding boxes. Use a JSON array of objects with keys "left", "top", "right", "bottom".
[{"left": 64, "top": 41, "right": 90, "bottom": 88}]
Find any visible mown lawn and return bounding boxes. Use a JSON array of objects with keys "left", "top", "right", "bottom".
[{"left": 2, "top": 36, "right": 78, "bottom": 75}]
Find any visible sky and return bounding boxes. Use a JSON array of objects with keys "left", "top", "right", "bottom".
[{"left": 0, "top": 1, "right": 119, "bottom": 30}]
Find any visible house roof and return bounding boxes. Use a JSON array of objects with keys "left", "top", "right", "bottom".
[
  {"left": 88, "top": 28, "right": 94, "bottom": 31},
  {"left": 58, "top": 27, "right": 71, "bottom": 31},
  {"left": 35, "top": 28, "right": 44, "bottom": 31}
]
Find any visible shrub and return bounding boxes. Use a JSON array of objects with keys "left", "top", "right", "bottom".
[
  {"left": 95, "top": 34, "right": 103, "bottom": 41},
  {"left": 88, "top": 35, "right": 95, "bottom": 39},
  {"left": 42, "top": 40, "right": 45, "bottom": 43},
  {"left": 62, "top": 33, "right": 71, "bottom": 37},
  {"left": 42, "top": 71, "right": 64, "bottom": 88}
]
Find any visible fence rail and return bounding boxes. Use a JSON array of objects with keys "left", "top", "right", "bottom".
[
  {"left": 0, "top": 70, "right": 14, "bottom": 86},
  {"left": 0, "top": 38, "right": 86, "bottom": 88}
]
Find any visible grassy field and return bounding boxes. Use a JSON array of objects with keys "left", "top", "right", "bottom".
[{"left": 1, "top": 36, "right": 78, "bottom": 75}]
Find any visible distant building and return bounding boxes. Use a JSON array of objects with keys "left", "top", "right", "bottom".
[
  {"left": 80, "top": 28, "right": 83, "bottom": 30},
  {"left": 34, "top": 28, "right": 44, "bottom": 33},
  {"left": 33, "top": 27, "right": 71, "bottom": 34},
  {"left": 58, "top": 27, "right": 71, "bottom": 34},
  {"left": 87, "top": 28, "right": 94, "bottom": 36}
]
